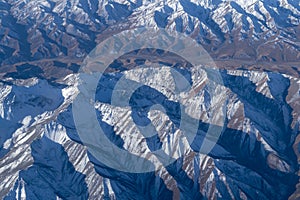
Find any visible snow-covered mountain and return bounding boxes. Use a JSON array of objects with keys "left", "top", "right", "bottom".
[
  {"left": 0, "top": 0, "right": 300, "bottom": 199},
  {"left": 0, "top": 68, "right": 299, "bottom": 199},
  {"left": 0, "top": 0, "right": 299, "bottom": 79}
]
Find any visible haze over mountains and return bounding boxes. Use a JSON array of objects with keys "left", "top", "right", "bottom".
[{"left": 0, "top": 0, "right": 300, "bottom": 199}]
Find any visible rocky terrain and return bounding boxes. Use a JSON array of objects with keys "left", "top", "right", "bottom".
[
  {"left": 0, "top": 0, "right": 299, "bottom": 80},
  {"left": 0, "top": 0, "right": 300, "bottom": 199}
]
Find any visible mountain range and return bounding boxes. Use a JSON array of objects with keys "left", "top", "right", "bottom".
[{"left": 0, "top": 0, "right": 300, "bottom": 199}]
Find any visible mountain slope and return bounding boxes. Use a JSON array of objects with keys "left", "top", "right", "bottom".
[
  {"left": 0, "top": 68, "right": 299, "bottom": 199},
  {"left": 0, "top": 0, "right": 300, "bottom": 199},
  {"left": 0, "top": 0, "right": 299, "bottom": 81}
]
